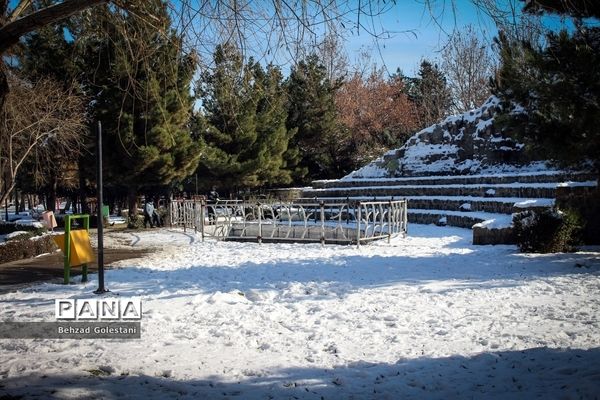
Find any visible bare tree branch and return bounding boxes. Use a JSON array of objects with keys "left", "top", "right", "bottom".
[
  {"left": 7, "top": 0, "right": 33, "bottom": 22},
  {"left": 0, "top": 0, "right": 107, "bottom": 54},
  {"left": 0, "top": 73, "right": 86, "bottom": 206}
]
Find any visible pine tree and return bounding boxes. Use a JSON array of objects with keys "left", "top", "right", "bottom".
[
  {"left": 492, "top": 27, "right": 600, "bottom": 169},
  {"left": 523, "top": 0, "right": 600, "bottom": 19},
  {"left": 252, "top": 63, "right": 296, "bottom": 186},
  {"left": 414, "top": 60, "right": 452, "bottom": 127},
  {"left": 492, "top": 5, "right": 600, "bottom": 243},
  {"left": 195, "top": 44, "right": 294, "bottom": 192},
  {"left": 18, "top": 17, "right": 81, "bottom": 212},
  {"left": 80, "top": 1, "right": 200, "bottom": 222},
  {"left": 285, "top": 55, "right": 341, "bottom": 183}
]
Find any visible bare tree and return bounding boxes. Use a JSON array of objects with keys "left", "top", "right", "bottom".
[
  {"left": 0, "top": 72, "right": 86, "bottom": 207},
  {"left": 441, "top": 24, "right": 496, "bottom": 113},
  {"left": 316, "top": 31, "right": 350, "bottom": 82},
  {"left": 335, "top": 67, "right": 419, "bottom": 168}
]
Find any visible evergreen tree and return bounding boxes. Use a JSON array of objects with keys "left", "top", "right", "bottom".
[
  {"left": 413, "top": 60, "right": 452, "bottom": 127},
  {"left": 80, "top": 1, "right": 200, "bottom": 221},
  {"left": 523, "top": 0, "right": 600, "bottom": 19},
  {"left": 285, "top": 54, "right": 341, "bottom": 182},
  {"left": 492, "top": 27, "right": 600, "bottom": 169},
  {"left": 18, "top": 13, "right": 81, "bottom": 211},
  {"left": 195, "top": 44, "right": 294, "bottom": 192},
  {"left": 252, "top": 63, "right": 297, "bottom": 186}
]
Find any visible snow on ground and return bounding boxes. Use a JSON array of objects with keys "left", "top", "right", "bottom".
[{"left": 1, "top": 225, "right": 600, "bottom": 399}]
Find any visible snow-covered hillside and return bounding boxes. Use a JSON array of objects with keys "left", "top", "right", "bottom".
[
  {"left": 1, "top": 227, "right": 599, "bottom": 399},
  {"left": 346, "top": 97, "right": 538, "bottom": 179}
]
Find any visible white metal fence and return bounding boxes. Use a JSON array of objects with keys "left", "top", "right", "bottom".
[{"left": 169, "top": 199, "right": 407, "bottom": 245}]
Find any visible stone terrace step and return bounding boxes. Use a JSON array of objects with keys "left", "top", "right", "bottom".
[
  {"left": 407, "top": 209, "right": 513, "bottom": 230},
  {"left": 303, "top": 181, "right": 597, "bottom": 200},
  {"left": 298, "top": 174, "right": 597, "bottom": 244},
  {"left": 313, "top": 171, "right": 596, "bottom": 189},
  {"left": 295, "top": 196, "right": 555, "bottom": 214}
]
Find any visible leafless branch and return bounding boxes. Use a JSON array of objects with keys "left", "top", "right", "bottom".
[{"left": 0, "top": 72, "right": 86, "bottom": 205}]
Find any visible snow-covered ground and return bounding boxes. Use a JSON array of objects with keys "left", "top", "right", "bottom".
[{"left": 1, "top": 225, "right": 600, "bottom": 399}]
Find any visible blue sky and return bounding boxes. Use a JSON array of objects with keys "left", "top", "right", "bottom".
[
  {"left": 6, "top": 0, "right": 574, "bottom": 77},
  {"left": 342, "top": 0, "right": 498, "bottom": 75},
  {"left": 341, "top": 0, "right": 577, "bottom": 76}
]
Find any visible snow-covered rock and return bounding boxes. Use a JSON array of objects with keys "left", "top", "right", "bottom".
[{"left": 345, "top": 96, "right": 533, "bottom": 179}]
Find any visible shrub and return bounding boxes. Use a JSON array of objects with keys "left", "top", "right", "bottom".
[
  {"left": 5, "top": 231, "right": 35, "bottom": 241},
  {"left": 0, "top": 222, "right": 47, "bottom": 236},
  {"left": 513, "top": 208, "right": 582, "bottom": 253},
  {"left": 127, "top": 214, "right": 144, "bottom": 229},
  {"left": 0, "top": 235, "right": 58, "bottom": 264}
]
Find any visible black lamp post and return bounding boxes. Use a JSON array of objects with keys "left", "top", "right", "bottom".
[{"left": 94, "top": 121, "right": 108, "bottom": 294}]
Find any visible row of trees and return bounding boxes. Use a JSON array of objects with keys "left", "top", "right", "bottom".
[
  {"left": 6, "top": 1, "right": 490, "bottom": 217},
  {"left": 3, "top": 0, "right": 596, "bottom": 223}
]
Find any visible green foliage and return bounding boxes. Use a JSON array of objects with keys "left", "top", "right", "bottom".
[
  {"left": 20, "top": 20, "right": 77, "bottom": 85},
  {"left": 285, "top": 55, "right": 341, "bottom": 183},
  {"left": 513, "top": 208, "right": 582, "bottom": 253},
  {"left": 17, "top": 18, "right": 81, "bottom": 206},
  {"left": 383, "top": 157, "right": 400, "bottom": 175},
  {"left": 413, "top": 60, "right": 452, "bottom": 127},
  {"left": 556, "top": 187, "right": 600, "bottom": 244},
  {"left": 80, "top": 1, "right": 201, "bottom": 205},
  {"left": 523, "top": 0, "right": 600, "bottom": 19},
  {"left": 492, "top": 27, "right": 600, "bottom": 169},
  {"left": 195, "top": 44, "right": 295, "bottom": 191}
]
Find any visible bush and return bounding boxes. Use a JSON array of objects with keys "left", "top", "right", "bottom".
[
  {"left": 513, "top": 208, "right": 582, "bottom": 253},
  {"left": 0, "top": 235, "right": 58, "bottom": 264},
  {"left": 0, "top": 221, "right": 47, "bottom": 236},
  {"left": 127, "top": 214, "right": 144, "bottom": 229},
  {"left": 5, "top": 231, "right": 35, "bottom": 241}
]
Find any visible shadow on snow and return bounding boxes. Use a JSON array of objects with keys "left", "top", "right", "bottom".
[{"left": 1, "top": 347, "right": 599, "bottom": 399}]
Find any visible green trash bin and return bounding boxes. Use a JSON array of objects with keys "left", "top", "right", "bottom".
[{"left": 102, "top": 205, "right": 110, "bottom": 223}]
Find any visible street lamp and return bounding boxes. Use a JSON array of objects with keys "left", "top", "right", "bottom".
[{"left": 94, "top": 121, "right": 108, "bottom": 294}]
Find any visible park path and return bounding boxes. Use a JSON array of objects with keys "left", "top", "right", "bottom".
[{"left": 0, "top": 228, "right": 150, "bottom": 294}]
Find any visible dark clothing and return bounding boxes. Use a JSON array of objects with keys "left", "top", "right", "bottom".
[
  {"left": 208, "top": 190, "right": 219, "bottom": 203},
  {"left": 207, "top": 190, "right": 219, "bottom": 224},
  {"left": 152, "top": 210, "right": 162, "bottom": 227}
]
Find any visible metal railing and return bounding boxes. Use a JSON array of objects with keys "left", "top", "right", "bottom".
[{"left": 169, "top": 199, "right": 407, "bottom": 245}]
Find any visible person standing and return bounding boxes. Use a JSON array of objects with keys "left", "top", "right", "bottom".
[
  {"left": 207, "top": 186, "right": 219, "bottom": 223},
  {"left": 208, "top": 186, "right": 219, "bottom": 203},
  {"left": 143, "top": 200, "right": 155, "bottom": 228}
]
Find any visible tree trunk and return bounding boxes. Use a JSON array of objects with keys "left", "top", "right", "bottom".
[
  {"left": 127, "top": 186, "right": 138, "bottom": 222},
  {"left": 78, "top": 156, "right": 89, "bottom": 214},
  {"left": 0, "top": 0, "right": 108, "bottom": 54},
  {"left": 0, "top": 62, "right": 7, "bottom": 113},
  {"left": 0, "top": 0, "right": 109, "bottom": 109},
  {"left": 19, "top": 190, "right": 25, "bottom": 212},
  {"left": 13, "top": 188, "right": 19, "bottom": 213},
  {"left": 47, "top": 173, "right": 58, "bottom": 212}
]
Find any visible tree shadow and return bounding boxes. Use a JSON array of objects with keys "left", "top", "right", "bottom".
[
  {"left": 1, "top": 347, "right": 598, "bottom": 399},
  {"left": 97, "top": 243, "right": 600, "bottom": 300},
  {"left": 3, "top": 224, "right": 599, "bottom": 308}
]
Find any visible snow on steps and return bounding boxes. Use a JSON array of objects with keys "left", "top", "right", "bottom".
[
  {"left": 303, "top": 181, "right": 595, "bottom": 200},
  {"left": 297, "top": 196, "right": 555, "bottom": 215},
  {"left": 310, "top": 94, "right": 598, "bottom": 244},
  {"left": 301, "top": 171, "right": 597, "bottom": 245},
  {"left": 313, "top": 171, "right": 597, "bottom": 189}
]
